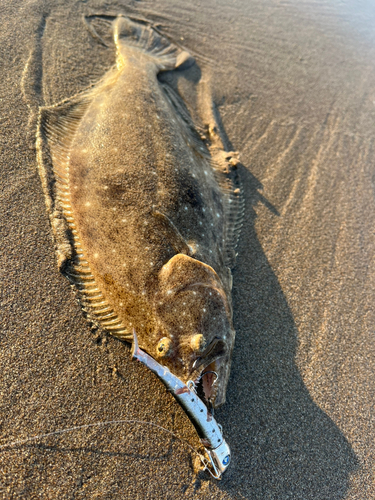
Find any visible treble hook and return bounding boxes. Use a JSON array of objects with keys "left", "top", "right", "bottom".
[{"left": 196, "top": 370, "right": 219, "bottom": 385}]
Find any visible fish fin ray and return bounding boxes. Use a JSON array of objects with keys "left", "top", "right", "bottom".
[
  {"left": 113, "top": 16, "right": 194, "bottom": 71},
  {"left": 210, "top": 151, "right": 244, "bottom": 268},
  {"left": 36, "top": 90, "right": 95, "bottom": 269},
  {"left": 195, "top": 87, "right": 244, "bottom": 268},
  {"left": 37, "top": 91, "right": 132, "bottom": 343}
]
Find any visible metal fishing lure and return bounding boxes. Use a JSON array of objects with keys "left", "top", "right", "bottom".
[{"left": 132, "top": 329, "right": 231, "bottom": 479}]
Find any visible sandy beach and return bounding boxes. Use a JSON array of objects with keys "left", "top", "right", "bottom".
[{"left": 1, "top": 0, "right": 374, "bottom": 498}]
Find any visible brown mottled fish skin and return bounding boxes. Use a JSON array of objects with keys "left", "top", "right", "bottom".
[{"left": 37, "top": 17, "right": 243, "bottom": 407}]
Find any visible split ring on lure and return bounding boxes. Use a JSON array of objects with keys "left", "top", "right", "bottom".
[{"left": 131, "top": 329, "right": 231, "bottom": 480}]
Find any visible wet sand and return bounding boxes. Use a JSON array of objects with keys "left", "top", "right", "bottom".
[{"left": 1, "top": 0, "right": 374, "bottom": 498}]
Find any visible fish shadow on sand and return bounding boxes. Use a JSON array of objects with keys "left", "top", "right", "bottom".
[
  {"left": 211, "top": 140, "right": 358, "bottom": 497},
  {"left": 157, "top": 63, "right": 358, "bottom": 497}
]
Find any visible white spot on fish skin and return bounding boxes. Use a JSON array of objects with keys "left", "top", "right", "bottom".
[
  {"left": 122, "top": 219, "right": 127, "bottom": 223},
  {"left": 74, "top": 186, "right": 78, "bottom": 190},
  {"left": 184, "top": 206, "right": 188, "bottom": 211},
  {"left": 123, "top": 263, "right": 126, "bottom": 267},
  {"left": 204, "top": 171, "right": 208, "bottom": 175},
  {"left": 94, "top": 253, "right": 99, "bottom": 259},
  {"left": 216, "top": 213, "right": 220, "bottom": 218},
  {"left": 167, "top": 290, "right": 172, "bottom": 295},
  {"left": 104, "top": 186, "right": 108, "bottom": 190},
  {"left": 199, "top": 221, "right": 202, "bottom": 225},
  {"left": 85, "top": 202, "right": 91, "bottom": 207},
  {"left": 203, "top": 308, "right": 206, "bottom": 312},
  {"left": 202, "top": 208, "right": 206, "bottom": 212},
  {"left": 112, "top": 249, "right": 116, "bottom": 253},
  {"left": 82, "top": 149, "right": 87, "bottom": 153},
  {"left": 113, "top": 207, "right": 117, "bottom": 211},
  {"left": 120, "top": 302, "right": 123, "bottom": 306}
]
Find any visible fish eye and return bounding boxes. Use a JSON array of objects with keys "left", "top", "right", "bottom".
[{"left": 156, "top": 337, "right": 172, "bottom": 358}]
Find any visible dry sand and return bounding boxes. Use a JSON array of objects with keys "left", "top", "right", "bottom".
[{"left": 1, "top": 0, "right": 374, "bottom": 498}]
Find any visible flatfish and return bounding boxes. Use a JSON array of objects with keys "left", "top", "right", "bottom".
[{"left": 37, "top": 16, "right": 243, "bottom": 410}]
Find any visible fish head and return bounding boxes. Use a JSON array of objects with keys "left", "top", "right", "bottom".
[{"left": 152, "top": 253, "right": 234, "bottom": 407}]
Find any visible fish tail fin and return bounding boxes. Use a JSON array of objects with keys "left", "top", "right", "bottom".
[{"left": 113, "top": 16, "right": 194, "bottom": 71}]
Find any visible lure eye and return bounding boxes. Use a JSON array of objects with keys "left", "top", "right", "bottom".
[{"left": 156, "top": 337, "right": 172, "bottom": 358}]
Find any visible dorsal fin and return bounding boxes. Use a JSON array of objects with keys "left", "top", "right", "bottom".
[{"left": 209, "top": 149, "right": 244, "bottom": 267}]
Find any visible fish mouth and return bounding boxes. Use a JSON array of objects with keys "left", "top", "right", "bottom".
[{"left": 190, "top": 337, "right": 227, "bottom": 407}]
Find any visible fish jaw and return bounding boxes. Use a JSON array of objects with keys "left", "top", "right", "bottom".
[
  {"left": 191, "top": 344, "right": 234, "bottom": 408},
  {"left": 150, "top": 253, "right": 235, "bottom": 408}
]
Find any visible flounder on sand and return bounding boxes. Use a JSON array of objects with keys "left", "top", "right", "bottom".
[{"left": 37, "top": 16, "right": 243, "bottom": 478}]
